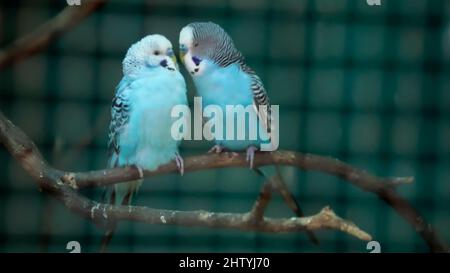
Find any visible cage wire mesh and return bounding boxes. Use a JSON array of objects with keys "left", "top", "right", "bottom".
[{"left": 0, "top": 0, "right": 449, "bottom": 252}]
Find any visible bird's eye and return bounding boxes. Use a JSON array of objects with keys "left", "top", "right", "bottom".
[
  {"left": 154, "top": 50, "right": 160, "bottom": 55},
  {"left": 194, "top": 42, "right": 199, "bottom": 47}
]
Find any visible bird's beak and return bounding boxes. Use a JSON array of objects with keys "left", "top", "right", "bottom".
[
  {"left": 179, "top": 44, "right": 188, "bottom": 63},
  {"left": 171, "top": 55, "right": 178, "bottom": 66},
  {"left": 166, "top": 49, "right": 177, "bottom": 66}
]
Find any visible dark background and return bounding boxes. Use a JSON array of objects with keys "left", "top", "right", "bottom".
[{"left": 0, "top": 0, "right": 449, "bottom": 252}]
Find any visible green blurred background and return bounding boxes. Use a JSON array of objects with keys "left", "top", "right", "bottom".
[{"left": 0, "top": 0, "right": 449, "bottom": 252}]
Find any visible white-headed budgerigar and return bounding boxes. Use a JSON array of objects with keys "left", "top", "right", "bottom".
[
  {"left": 179, "top": 22, "right": 318, "bottom": 244},
  {"left": 102, "top": 34, "right": 187, "bottom": 251}
]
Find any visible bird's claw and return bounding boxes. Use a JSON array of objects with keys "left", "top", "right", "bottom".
[
  {"left": 246, "top": 146, "right": 258, "bottom": 169},
  {"left": 174, "top": 153, "right": 184, "bottom": 176},
  {"left": 208, "top": 144, "right": 225, "bottom": 154}
]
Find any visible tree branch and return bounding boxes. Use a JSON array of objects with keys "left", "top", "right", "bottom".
[
  {"left": 0, "top": 0, "right": 106, "bottom": 70},
  {"left": 249, "top": 182, "right": 273, "bottom": 222},
  {"left": 63, "top": 150, "right": 446, "bottom": 252},
  {"left": 1, "top": 110, "right": 447, "bottom": 252},
  {"left": 0, "top": 110, "right": 373, "bottom": 241}
]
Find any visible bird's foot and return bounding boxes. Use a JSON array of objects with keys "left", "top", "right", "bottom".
[
  {"left": 174, "top": 153, "right": 184, "bottom": 176},
  {"left": 208, "top": 145, "right": 238, "bottom": 158},
  {"left": 208, "top": 144, "right": 226, "bottom": 154},
  {"left": 246, "top": 145, "right": 259, "bottom": 169}
]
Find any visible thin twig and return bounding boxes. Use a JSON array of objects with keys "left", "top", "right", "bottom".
[
  {"left": 249, "top": 182, "right": 273, "bottom": 222},
  {"left": 0, "top": 0, "right": 106, "bottom": 70}
]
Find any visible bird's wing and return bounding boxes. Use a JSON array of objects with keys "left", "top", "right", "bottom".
[
  {"left": 240, "top": 63, "right": 272, "bottom": 136},
  {"left": 107, "top": 79, "right": 132, "bottom": 167}
]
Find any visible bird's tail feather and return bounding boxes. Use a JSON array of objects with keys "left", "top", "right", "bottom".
[
  {"left": 255, "top": 165, "right": 320, "bottom": 245},
  {"left": 100, "top": 228, "right": 116, "bottom": 253},
  {"left": 99, "top": 184, "right": 136, "bottom": 253}
]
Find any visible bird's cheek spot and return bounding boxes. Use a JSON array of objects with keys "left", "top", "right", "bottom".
[
  {"left": 159, "top": 59, "right": 168, "bottom": 68},
  {"left": 190, "top": 67, "right": 200, "bottom": 75}
]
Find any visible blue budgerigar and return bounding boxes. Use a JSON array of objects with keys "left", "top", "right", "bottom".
[
  {"left": 179, "top": 22, "right": 318, "bottom": 244},
  {"left": 102, "top": 34, "right": 187, "bottom": 251}
]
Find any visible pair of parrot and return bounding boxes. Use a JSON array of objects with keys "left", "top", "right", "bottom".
[{"left": 102, "top": 22, "right": 317, "bottom": 250}]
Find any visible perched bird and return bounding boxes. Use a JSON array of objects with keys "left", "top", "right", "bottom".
[
  {"left": 102, "top": 34, "right": 187, "bottom": 251},
  {"left": 179, "top": 22, "right": 319, "bottom": 244}
]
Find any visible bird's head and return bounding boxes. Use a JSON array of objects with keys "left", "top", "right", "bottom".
[
  {"left": 123, "top": 34, "right": 178, "bottom": 76},
  {"left": 179, "top": 22, "right": 241, "bottom": 76}
]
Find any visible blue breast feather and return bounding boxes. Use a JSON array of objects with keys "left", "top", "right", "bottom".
[
  {"left": 117, "top": 67, "right": 187, "bottom": 170},
  {"left": 193, "top": 61, "right": 269, "bottom": 150}
]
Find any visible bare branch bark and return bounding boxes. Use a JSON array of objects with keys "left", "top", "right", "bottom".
[
  {"left": 69, "top": 152, "right": 446, "bottom": 252},
  {"left": 1, "top": 109, "right": 447, "bottom": 252},
  {"left": 69, "top": 153, "right": 414, "bottom": 190},
  {"left": 0, "top": 110, "right": 373, "bottom": 241},
  {"left": 249, "top": 182, "right": 273, "bottom": 222},
  {"left": 0, "top": 0, "right": 106, "bottom": 70}
]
